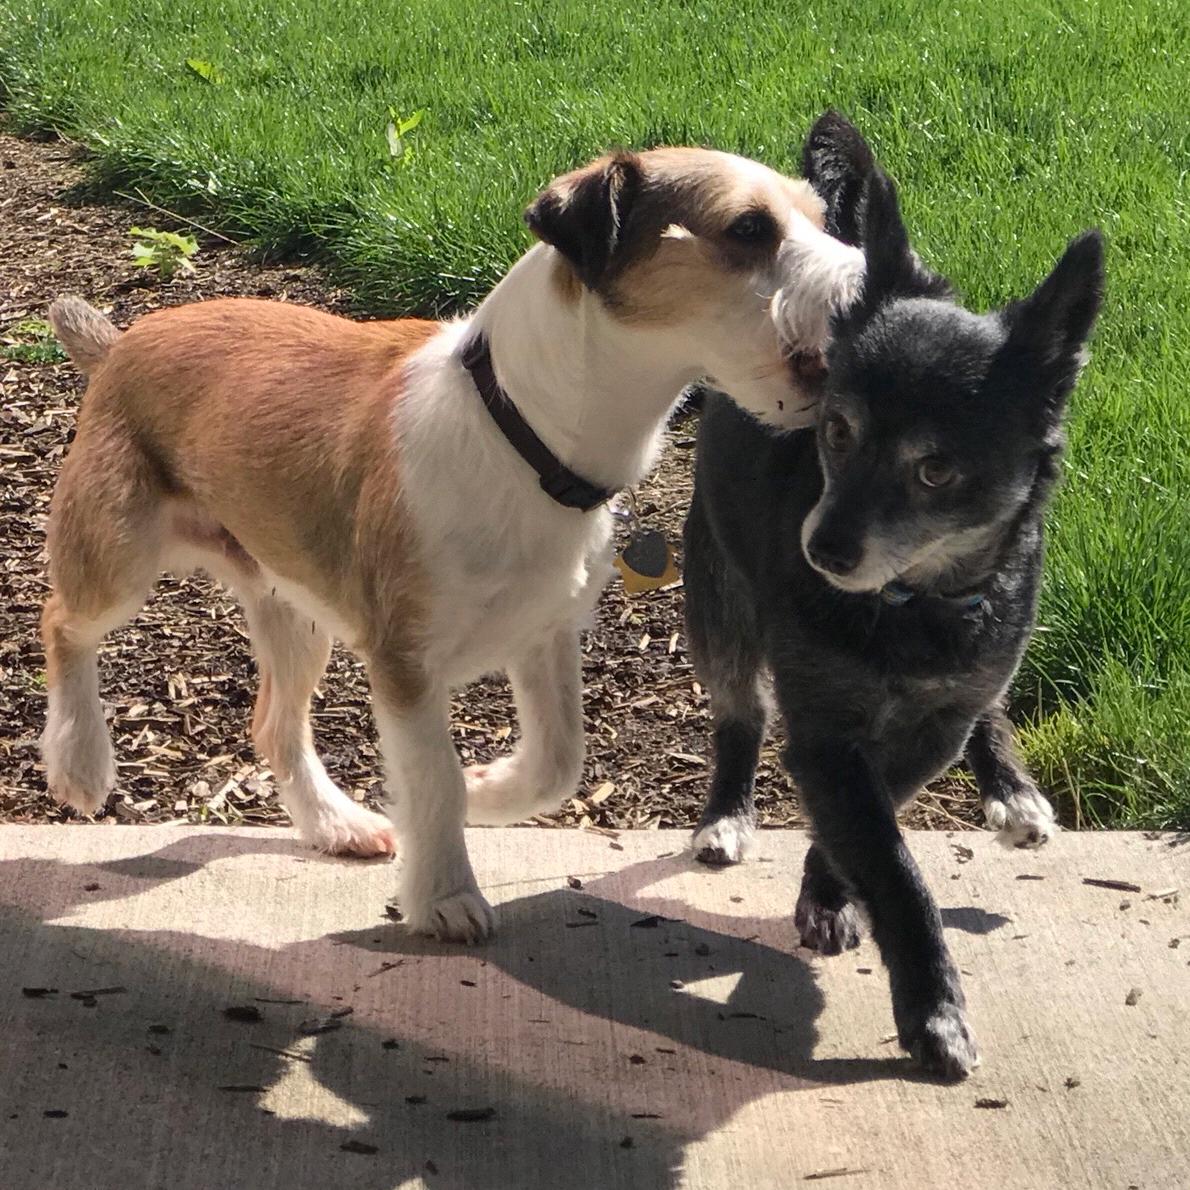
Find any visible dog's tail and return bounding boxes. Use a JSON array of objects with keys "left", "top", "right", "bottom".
[{"left": 47, "top": 296, "right": 121, "bottom": 375}]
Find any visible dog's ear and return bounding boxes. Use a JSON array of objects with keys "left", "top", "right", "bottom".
[
  {"left": 525, "top": 153, "right": 644, "bottom": 289},
  {"left": 852, "top": 170, "right": 952, "bottom": 312},
  {"left": 801, "top": 110, "right": 875, "bottom": 247},
  {"left": 860, "top": 170, "right": 913, "bottom": 297},
  {"left": 1001, "top": 230, "right": 1105, "bottom": 408}
]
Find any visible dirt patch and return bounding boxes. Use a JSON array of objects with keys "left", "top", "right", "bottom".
[{"left": 0, "top": 128, "right": 980, "bottom": 834}]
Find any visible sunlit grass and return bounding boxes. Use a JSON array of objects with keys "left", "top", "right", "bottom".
[{"left": 2, "top": 0, "right": 1186, "bottom": 824}]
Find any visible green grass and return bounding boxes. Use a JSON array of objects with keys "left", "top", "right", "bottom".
[{"left": 1, "top": 0, "right": 1188, "bottom": 825}]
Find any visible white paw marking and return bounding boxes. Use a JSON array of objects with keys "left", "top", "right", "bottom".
[
  {"left": 692, "top": 816, "right": 755, "bottom": 865},
  {"left": 281, "top": 765, "right": 397, "bottom": 858},
  {"left": 464, "top": 757, "right": 531, "bottom": 825},
  {"left": 41, "top": 711, "right": 116, "bottom": 815},
  {"left": 47, "top": 771, "right": 112, "bottom": 816},
  {"left": 984, "top": 787, "right": 1057, "bottom": 849},
  {"left": 464, "top": 756, "right": 565, "bottom": 826},
  {"left": 913, "top": 1004, "right": 980, "bottom": 1080},
  {"left": 400, "top": 887, "right": 496, "bottom": 944},
  {"left": 395, "top": 851, "right": 495, "bottom": 944},
  {"left": 303, "top": 802, "right": 397, "bottom": 859}
]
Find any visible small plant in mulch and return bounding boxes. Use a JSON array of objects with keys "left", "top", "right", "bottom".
[
  {"left": 1, "top": 318, "right": 66, "bottom": 365},
  {"left": 130, "top": 226, "right": 199, "bottom": 280}
]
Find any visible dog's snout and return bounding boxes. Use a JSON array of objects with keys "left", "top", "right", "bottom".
[{"left": 806, "top": 533, "right": 861, "bottom": 578}]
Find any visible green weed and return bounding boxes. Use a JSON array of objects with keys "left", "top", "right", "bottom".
[
  {"left": 129, "top": 225, "right": 199, "bottom": 278},
  {"left": 2, "top": 318, "right": 66, "bottom": 364}
]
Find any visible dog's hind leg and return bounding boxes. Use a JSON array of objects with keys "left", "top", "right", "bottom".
[
  {"left": 464, "top": 627, "right": 585, "bottom": 826},
  {"left": 239, "top": 590, "right": 396, "bottom": 858},
  {"left": 965, "top": 705, "right": 1056, "bottom": 848},
  {"left": 41, "top": 429, "right": 163, "bottom": 815},
  {"left": 683, "top": 500, "right": 766, "bottom": 865},
  {"left": 42, "top": 591, "right": 152, "bottom": 815}
]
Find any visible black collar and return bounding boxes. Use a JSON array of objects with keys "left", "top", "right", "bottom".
[{"left": 460, "top": 334, "right": 616, "bottom": 513}]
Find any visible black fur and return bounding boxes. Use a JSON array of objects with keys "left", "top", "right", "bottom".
[
  {"left": 684, "top": 112, "right": 1104, "bottom": 1078},
  {"left": 800, "top": 110, "right": 874, "bottom": 249},
  {"left": 524, "top": 153, "right": 643, "bottom": 289}
]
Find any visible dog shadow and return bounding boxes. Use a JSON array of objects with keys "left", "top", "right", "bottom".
[
  {"left": 940, "top": 906, "right": 1011, "bottom": 934},
  {"left": 0, "top": 831, "right": 1008, "bottom": 1189}
]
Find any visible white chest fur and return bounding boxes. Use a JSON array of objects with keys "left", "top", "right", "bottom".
[{"left": 395, "top": 318, "right": 620, "bottom": 685}]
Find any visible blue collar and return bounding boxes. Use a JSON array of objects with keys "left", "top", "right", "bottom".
[{"left": 879, "top": 580, "right": 988, "bottom": 611}]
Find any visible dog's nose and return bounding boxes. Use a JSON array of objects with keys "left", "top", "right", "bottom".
[
  {"left": 789, "top": 349, "right": 827, "bottom": 382},
  {"left": 806, "top": 536, "right": 861, "bottom": 577}
]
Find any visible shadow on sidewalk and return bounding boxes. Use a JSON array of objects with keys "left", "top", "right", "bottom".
[{"left": 0, "top": 831, "right": 1005, "bottom": 1188}]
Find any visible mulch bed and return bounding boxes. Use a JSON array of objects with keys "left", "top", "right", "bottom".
[{"left": 0, "top": 126, "right": 980, "bottom": 834}]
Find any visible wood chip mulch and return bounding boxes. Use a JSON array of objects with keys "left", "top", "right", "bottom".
[{"left": 0, "top": 125, "right": 980, "bottom": 834}]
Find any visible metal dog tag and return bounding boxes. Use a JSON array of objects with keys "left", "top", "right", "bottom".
[{"left": 614, "top": 529, "right": 680, "bottom": 595}]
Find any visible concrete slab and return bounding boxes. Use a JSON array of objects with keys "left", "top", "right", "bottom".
[{"left": 0, "top": 827, "right": 1185, "bottom": 1189}]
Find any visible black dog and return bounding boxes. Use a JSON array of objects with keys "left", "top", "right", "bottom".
[{"left": 683, "top": 113, "right": 1104, "bottom": 1078}]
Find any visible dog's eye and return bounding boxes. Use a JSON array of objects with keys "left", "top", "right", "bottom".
[
  {"left": 726, "top": 211, "right": 775, "bottom": 243},
  {"left": 824, "top": 414, "right": 852, "bottom": 452},
  {"left": 917, "top": 457, "right": 956, "bottom": 488}
]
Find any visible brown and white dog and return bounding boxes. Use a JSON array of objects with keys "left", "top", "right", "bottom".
[{"left": 41, "top": 148, "right": 864, "bottom": 941}]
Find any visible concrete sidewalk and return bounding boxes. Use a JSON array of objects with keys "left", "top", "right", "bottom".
[{"left": 0, "top": 827, "right": 1185, "bottom": 1189}]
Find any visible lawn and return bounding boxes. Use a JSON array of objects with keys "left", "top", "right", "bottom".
[{"left": 1, "top": 0, "right": 1187, "bottom": 826}]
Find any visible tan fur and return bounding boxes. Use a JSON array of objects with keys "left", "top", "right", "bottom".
[
  {"left": 48, "top": 296, "right": 122, "bottom": 374},
  {"left": 45, "top": 299, "right": 437, "bottom": 705},
  {"left": 548, "top": 253, "right": 584, "bottom": 302},
  {"left": 609, "top": 164, "right": 827, "bottom": 325},
  {"left": 39, "top": 147, "right": 863, "bottom": 904},
  {"left": 542, "top": 148, "right": 827, "bottom": 329}
]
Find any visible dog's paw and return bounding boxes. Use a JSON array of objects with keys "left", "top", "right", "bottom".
[
  {"left": 283, "top": 770, "right": 398, "bottom": 858},
  {"left": 794, "top": 888, "right": 863, "bottom": 955},
  {"left": 904, "top": 1003, "right": 979, "bottom": 1081},
  {"left": 42, "top": 721, "right": 116, "bottom": 816},
  {"left": 464, "top": 757, "right": 526, "bottom": 826},
  {"left": 47, "top": 771, "right": 113, "bottom": 816},
  {"left": 464, "top": 756, "right": 560, "bottom": 826},
  {"left": 984, "top": 786, "right": 1057, "bottom": 849},
  {"left": 692, "top": 815, "right": 755, "bottom": 866},
  {"left": 304, "top": 803, "right": 397, "bottom": 859},
  {"left": 399, "top": 888, "right": 496, "bottom": 945}
]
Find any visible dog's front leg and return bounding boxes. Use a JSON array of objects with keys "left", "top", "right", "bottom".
[
  {"left": 785, "top": 741, "right": 978, "bottom": 1079},
  {"left": 794, "top": 844, "right": 863, "bottom": 954},
  {"left": 371, "top": 675, "right": 494, "bottom": 943},
  {"left": 464, "top": 627, "right": 585, "bottom": 826}
]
